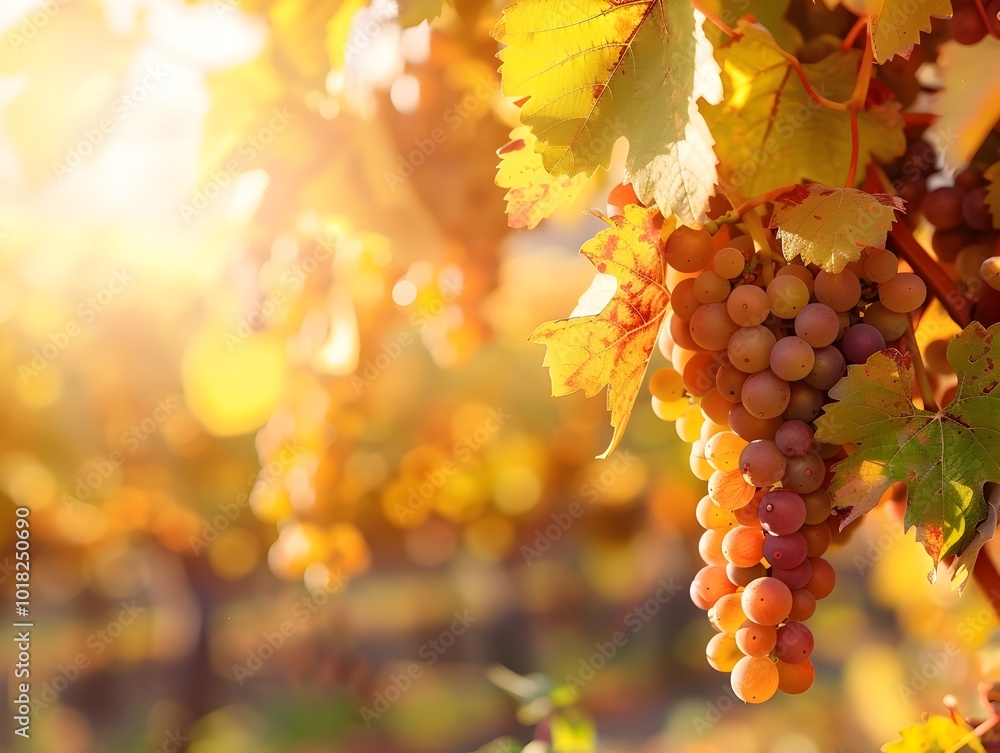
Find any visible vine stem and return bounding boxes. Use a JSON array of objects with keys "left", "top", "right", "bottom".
[
  {"left": 704, "top": 184, "right": 800, "bottom": 234},
  {"left": 691, "top": 0, "right": 736, "bottom": 38},
  {"left": 842, "top": 16, "right": 867, "bottom": 51},
  {"left": 843, "top": 32, "right": 872, "bottom": 186},
  {"left": 905, "top": 318, "right": 938, "bottom": 412},
  {"left": 845, "top": 110, "right": 860, "bottom": 187}
]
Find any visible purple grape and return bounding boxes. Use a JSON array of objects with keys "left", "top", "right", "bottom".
[
  {"left": 804, "top": 346, "right": 846, "bottom": 390},
  {"left": 782, "top": 452, "right": 826, "bottom": 494},
  {"left": 775, "top": 420, "right": 816, "bottom": 458},
  {"left": 775, "top": 622, "right": 814, "bottom": 663},
  {"left": 771, "top": 558, "right": 812, "bottom": 590},
  {"left": 842, "top": 323, "right": 886, "bottom": 364},
  {"left": 759, "top": 490, "right": 807, "bottom": 535},
  {"left": 763, "top": 531, "right": 808, "bottom": 569}
]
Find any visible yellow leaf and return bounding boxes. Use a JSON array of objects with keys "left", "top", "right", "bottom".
[
  {"left": 495, "top": 126, "right": 588, "bottom": 229},
  {"left": 882, "top": 713, "right": 985, "bottom": 753},
  {"left": 985, "top": 159, "right": 1000, "bottom": 230},
  {"left": 832, "top": 0, "right": 953, "bottom": 64},
  {"left": 929, "top": 38, "right": 1000, "bottom": 167},
  {"left": 703, "top": 23, "right": 905, "bottom": 197},
  {"left": 326, "top": 0, "right": 369, "bottom": 70},
  {"left": 492, "top": 1, "right": 722, "bottom": 224},
  {"left": 529, "top": 205, "right": 671, "bottom": 458},
  {"left": 770, "top": 184, "right": 905, "bottom": 272}
]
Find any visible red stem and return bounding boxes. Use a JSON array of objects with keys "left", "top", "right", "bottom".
[
  {"left": 901, "top": 112, "right": 939, "bottom": 128},
  {"left": 974, "top": 0, "right": 1000, "bottom": 40},
  {"left": 846, "top": 109, "right": 860, "bottom": 187},
  {"left": 842, "top": 16, "right": 867, "bottom": 51},
  {"left": 692, "top": 0, "right": 736, "bottom": 38}
]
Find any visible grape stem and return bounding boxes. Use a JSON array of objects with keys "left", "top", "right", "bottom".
[
  {"left": 841, "top": 16, "right": 867, "bottom": 51},
  {"left": 904, "top": 318, "right": 938, "bottom": 412},
  {"left": 690, "top": 0, "right": 736, "bottom": 38},
  {"left": 843, "top": 33, "right": 872, "bottom": 187},
  {"left": 704, "top": 184, "right": 800, "bottom": 234}
]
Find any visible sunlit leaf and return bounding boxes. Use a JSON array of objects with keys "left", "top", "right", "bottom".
[
  {"left": 828, "top": 0, "right": 953, "bottom": 64},
  {"left": 881, "top": 713, "right": 985, "bottom": 753}
]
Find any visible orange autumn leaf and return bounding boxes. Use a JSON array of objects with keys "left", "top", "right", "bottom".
[{"left": 529, "top": 205, "right": 670, "bottom": 458}]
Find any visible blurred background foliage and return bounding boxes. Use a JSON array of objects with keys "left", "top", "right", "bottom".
[{"left": 1, "top": 0, "right": 999, "bottom": 751}]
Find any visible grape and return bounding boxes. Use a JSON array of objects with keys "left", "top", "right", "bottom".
[
  {"left": 771, "top": 558, "right": 812, "bottom": 590},
  {"left": 956, "top": 164, "right": 986, "bottom": 191},
  {"left": 695, "top": 269, "right": 732, "bottom": 303},
  {"left": 788, "top": 588, "right": 817, "bottom": 621},
  {"left": 802, "top": 489, "right": 833, "bottom": 525},
  {"left": 801, "top": 522, "right": 832, "bottom": 557},
  {"left": 728, "top": 325, "right": 777, "bottom": 373},
  {"left": 652, "top": 396, "right": 688, "bottom": 421},
  {"left": 741, "top": 576, "right": 793, "bottom": 625},
  {"left": 794, "top": 303, "right": 839, "bottom": 347},
  {"left": 982, "top": 256, "right": 1000, "bottom": 291},
  {"left": 714, "top": 247, "right": 747, "bottom": 279},
  {"left": 699, "top": 528, "right": 728, "bottom": 566},
  {"left": 690, "top": 439, "right": 714, "bottom": 481},
  {"left": 758, "top": 489, "right": 807, "bottom": 535},
  {"left": 606, "top": 182, "right": 640, "bottom": 215},
  {"left": 729, "top": 404, "right": 783, "bottom": 441},
  {"left": 675, "top": 403, "right": 705, "bottom": 443},
  {"left": 863, "top": 248, "right": 898, "bottom": 284},
  {"left": 705, "top": 431, "right": 749, "bottom": 473},
  {"left": 716, "top": 362, "right": 749, "bottom": 402},
  {"left": 690, "top": 564, "right": 738, "bottom": 609},
  {"left": 863, "top": 301, "right": 908, "bottom": 341},
  {"left": 733, "top": 488, "right": 764, "bottom": 526},
  {"left": 951, "top": 5, "right": 988, "bottom": 44},
  {"left": 708, "top": 468, "right": 756, "bottom": 510},
  {"left": 706, "top": 631, "right": 743, "bottom": 672},
  {"left": 722, "top": 525, "right": 765, "bottom": 568},
  {"left": 774, "top": 420, "right": 815, "bottom": 458},
  {"left": 987, "top": 0, "right": 1000, "bottom": 35},
  {"left": 814, "top": 270, "right": 861, "bottom": 311},
  {"left": 670, "top": 310, "right": 701, "bottom": 351},
  {"left": 700, "top": 417, "right": 728, "bottom": 442},
  {"left": 697, "top": 494, "right": 737, "bottom": 529},
  {"left": 769, "top": 336, "right": 816, "bottom": 381},
  {"left": 727, "top": 284, "right": 771, "bottom": 327},
  {"left": 805, "top": 557, "right": 836, "bottom": 599},
  {"left": 931, "top": 226, "right": 975, "bottom": 262},
  {"left": 924, "top": 338, "right": 955, "bottom": 376},
  {"left": 776, "top": 658, "right": 815, "bottom": 694},
  {"left": 776, "top": 622, "right": 814, "bottom": 666},
  {"left": 763, "top": 531, "right": 808, "bottom": 569},
  {"left": 956, "top": 243, "right": 993, "bottom": 281},
  {"left": 683, "top": 350, "right": 723, "bottom": 396},
  {"left": 649, "top": 367, "right": 685, "bottom": 401},
  {"left": 923, "top": 186, "right": 965, "bottom": 230},
  {"left": 842, "top": 323, "right": 886, "bottom": 364},
  {"left": 728, "top": 234, "right": 755, "bottom": 254},
  {"left": 731, "top": 656, "right": 779, "bottom": 703},
  {"left": 879, "top": 272, "right": 927, "bottom": 313},
  {"left": 711, "top": 592, "right": 749, "bottom": 634},
  {"left": 727, "top": 562, "right": 767, "bottom": 587},
  {"left": 671, "top": 278, "right": 701, "bottom": 319},
  {"left": 690, "top": 303, "right": 739, "bottom": 351},
  {"left": 783, "top": 382, "right": 825, "bottom": 422},
  {"left": 666, "top": 226, "right": 713, "bottom": 272},
  {"left": 781, "top": 452, "right": 826, "bottom": 494},
  {"left": 742, "top": 370, "right": 791, "bottom": 419},
  {"left": 767, "top": 276, "right": 810, "bottom": 319},
  {"left": 804, "top": 346, "right": 846, "bottom": 391},
  {"left": 739, "top": 439, "right": 787, "bottom": 487},
  {"left": 775, "top": 263, "right": 815, "bottom": 295},
  {"left": 701, "top": 387, "right": 735, "bottom": 425},
  {"left": 736, "top": 620, "right": 777, "bottom": 657}
]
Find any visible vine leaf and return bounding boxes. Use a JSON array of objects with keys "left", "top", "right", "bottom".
[
  {"left": 815, "top": 323, "right": 1000, "bottom": 590},
  {"left": 770, "top": 184, "right": 905, "bottom": 273},
  {"left": 703, "top": 22, "right": 904, "bottom": 196},
  {"left": 929, "top": 38, "right": 1000, "bottom": 166},
  {"left": 825, "top": 0, "right": 954, "bottom": 64},
  {"left": 530, "top": 205, "right": 670, "bottom": 459},
  {"left": 985, "top": 159, "right": 1000, "bottom": 230},
  {"left": 881, "top": 713, "right": 986, "bottom": 753},
  {"left": 496, "top": 126, "right": 587, "bottom": 230},
  {"left": 492, "top": 1, "right": 722, "bottom": 224}
]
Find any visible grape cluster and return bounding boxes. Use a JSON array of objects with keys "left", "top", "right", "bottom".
[{"left": 649, "top": 226, "right": 928, "bottom": 702}]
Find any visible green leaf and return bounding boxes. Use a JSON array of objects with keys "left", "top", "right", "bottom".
[
  {"left": 496, "top": 126, "right": 587, "bottom": 229},
  {"left": 815, "top": 323, "right": 1000, "bottom": 587},
  {"left": 882, "top": 713, "right": 985, "bottom": 753},
  {"left": 703, "top": 23, "right": 905, "bottom": 197},
  {"left": 770, "top": 184, "right": 905, "bottom": 273},
  {"left": 492, "top": 1, "right": 723, "bottom": 223}
]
